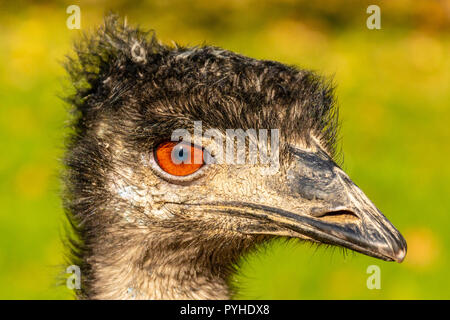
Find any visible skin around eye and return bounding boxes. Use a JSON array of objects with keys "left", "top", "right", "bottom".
[{"left": 155, "top": 141, "right": 204, "bottom": 176}]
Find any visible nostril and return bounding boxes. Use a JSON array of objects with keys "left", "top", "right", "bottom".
[{"left": 316, "top": 210, "right": 360, "bottom": 224}]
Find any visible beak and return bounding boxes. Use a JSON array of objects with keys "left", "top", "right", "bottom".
[{"left": 242, "top": 146, "right": 407, "bottom": 263}]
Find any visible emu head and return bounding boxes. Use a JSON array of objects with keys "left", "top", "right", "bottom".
[{"left": 64, "top": 16, "right": 406, "bottom": 297}]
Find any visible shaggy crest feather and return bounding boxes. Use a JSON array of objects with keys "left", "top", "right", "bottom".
[{"left": 65, "top": 14, "right": 339, "bottom": 155}]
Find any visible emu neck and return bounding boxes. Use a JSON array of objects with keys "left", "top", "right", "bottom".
[{"left": 86, "top": 225, "right": 250, "bottom": 300}]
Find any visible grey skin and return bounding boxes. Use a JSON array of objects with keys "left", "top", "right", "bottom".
[
  {"left": 63, "top": 15, "right": 407, "bottom": 300},
  {"left": 155, "top": 143, "right": 407, "bottom": 264}
]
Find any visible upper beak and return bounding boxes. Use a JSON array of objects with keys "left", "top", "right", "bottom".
[{"left": 244, "top": 146, "right": 407, "bottom": 263}]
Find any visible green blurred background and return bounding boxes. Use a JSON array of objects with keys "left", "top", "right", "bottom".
[{"left": 0, "top": 0, "right": 449, "bottom": 299}]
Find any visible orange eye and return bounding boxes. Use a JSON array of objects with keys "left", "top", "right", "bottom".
[{"left": 155, "top": 142, "right": 204, "bottom": 176}]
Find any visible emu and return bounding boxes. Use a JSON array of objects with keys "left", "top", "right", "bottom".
[{"left": 63, "top": 15, "right": 407, "bottom": 300}]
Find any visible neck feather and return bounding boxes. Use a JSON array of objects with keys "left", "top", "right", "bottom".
[{"left": 78, "top": 223, "right": 258, "bottom": 299}]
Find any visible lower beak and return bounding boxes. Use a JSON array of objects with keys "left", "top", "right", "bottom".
[{"left": 261, "top": 205, "right": 407, "bottom": 262}]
